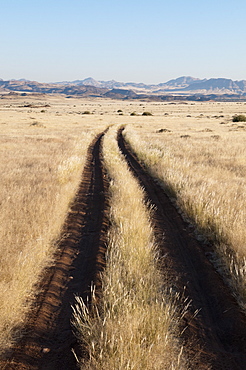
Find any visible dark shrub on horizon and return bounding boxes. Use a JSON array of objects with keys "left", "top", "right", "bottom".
[{"left": 232, "top": 114, "right": 246, "bottom": 122}]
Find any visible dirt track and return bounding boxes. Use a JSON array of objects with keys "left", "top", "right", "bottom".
[
  {"left": 117, "top": 127, "right": 246, "bottom": 369},
  {"left": 2, "top": 132, "right": 109, "bottom": 370}
]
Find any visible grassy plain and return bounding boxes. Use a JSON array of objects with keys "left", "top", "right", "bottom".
[{"left": 1, "top": 94, "right": 245, "bottom": 362}]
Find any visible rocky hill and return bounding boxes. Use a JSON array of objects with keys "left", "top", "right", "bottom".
[
  {"left": 0, "top": 79, "right": 109, "bottom": 96},
  {"left": 159, "top": 76, "right": 203, "bottom": 88},
  {"left": 183, "top": 78, "right": 246, "bottom": 93}
]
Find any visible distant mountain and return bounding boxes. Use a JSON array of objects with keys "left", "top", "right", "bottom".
[
  {"left": 1, "top": 76, "right": 246, "bottom": 100},
  {"left": 53, "top": 77, "right": 103, "bottom": 88},
  {"left": 159, "top": 76, "right": 203, "bottom": 88},
  {"left": 54, "top": 76, "right": 246, "bottom": 94},
  {"left": 55, "top": 78, "right": 152, "bottom": 90},
  {"left": 104, "top": 88, "right": 138, "bottom": 99},
  {"left": 184, "top": 78, "right": 246, "bottom": 93},
  {"left": 0, "top": 79, "right": 109, "bottom": 96},
  {"left": 69, "top": 77, "right": 102, "bottom": 87}
]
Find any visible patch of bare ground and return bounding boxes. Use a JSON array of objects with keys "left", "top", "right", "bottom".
[
  {"left": 1, "top": 131, "right": 109, "bottom": 370},
  {"left": 117, "top": 127, "right": 246, "bottom": 369}
]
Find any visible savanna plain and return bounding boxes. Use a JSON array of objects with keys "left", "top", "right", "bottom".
[{"left": 0, "top": 94, "right": 246, "bottom": 369}]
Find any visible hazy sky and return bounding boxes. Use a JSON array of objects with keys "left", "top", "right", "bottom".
[{"left": 1, "top": 0, "right": 245, "bottom": 83}]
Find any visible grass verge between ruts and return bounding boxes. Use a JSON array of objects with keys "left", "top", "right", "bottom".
[{"left": 73, "top": 125, "right": 186, "bottom": 369}]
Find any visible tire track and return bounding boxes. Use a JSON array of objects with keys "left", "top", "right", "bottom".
[
  {"left": 117, "top": 127, "right": 246, "bottom": 369},
  {"left": 3, "top": 131, "right": 110, "bottom": 370}
]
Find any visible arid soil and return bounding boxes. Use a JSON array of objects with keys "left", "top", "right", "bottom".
[
  {"left": 117, "top": 127, "right": 246, "bottom": 369},
  {"left": 1, "top": 132, "right": 109, "bottom": 369}
]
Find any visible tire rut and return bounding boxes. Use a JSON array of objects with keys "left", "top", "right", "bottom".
[
  {"left": 117, "top": 127, "right": 246, "bottom": 369},
  {"left": 2, "top": 131, "right": 110, "bottom": 370}
]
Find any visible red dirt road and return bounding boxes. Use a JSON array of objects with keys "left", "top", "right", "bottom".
[
  {"left": 118, "top": 127, "right": 246, "bottom": 369},
  {"left": 1, "top": 132, "right": 109, "bottom": 370}
]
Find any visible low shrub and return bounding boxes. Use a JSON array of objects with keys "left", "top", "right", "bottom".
[{"left": 232, "top": 114, "right": 246, "bottom": 122}]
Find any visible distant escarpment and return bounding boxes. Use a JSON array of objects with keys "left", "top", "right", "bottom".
[{"left": 1, "top": 76, "right": 246, "bottom": 101}]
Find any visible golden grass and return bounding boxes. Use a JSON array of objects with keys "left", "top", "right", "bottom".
[
  {"left": 72, "top": 125, "right": 186, "bottom": 369},
  {"left": 0, "top": 95, "right": 106, "bottom": 353},
  {"left": 122, "top": 102, "right": 246, "bottom": 310},
  {"left": 1, "top": 95, "right": 245, "bottom": 363}
]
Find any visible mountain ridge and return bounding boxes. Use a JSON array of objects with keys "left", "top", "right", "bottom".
[
  {"left": 52, "top": 76, "right": 246, "bottom": 93},
  {"left": 1, "top": 76, "right": 246, "bottom": 100}
]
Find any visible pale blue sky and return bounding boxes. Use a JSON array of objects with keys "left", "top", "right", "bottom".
[{"left": 1, "top": 0, "right": 245, "bottom": 83}]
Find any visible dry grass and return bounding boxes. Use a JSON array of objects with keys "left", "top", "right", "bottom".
[
  {"left": 1, "top": 95, "right": 245, "bottom": 364},
  {"left": 122, "top": 101, "right": 246, "bottom": 310},
  {"left": 72, "top": 125, "right": 186, "bottom": 369},
  {"left": 0, "top": 95, "right": 106, "bottom": 353}
]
